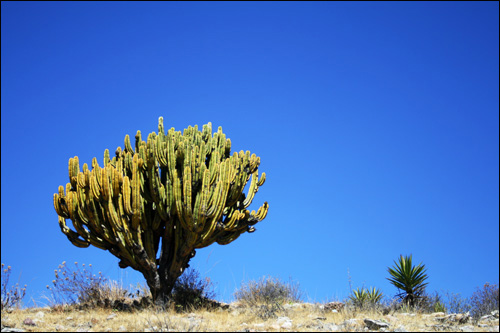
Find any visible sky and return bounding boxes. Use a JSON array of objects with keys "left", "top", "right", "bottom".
[{"left": 1, "top": 1, "right": 498, "bottom": 308}]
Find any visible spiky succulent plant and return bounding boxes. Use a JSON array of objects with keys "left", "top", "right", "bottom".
[
  {"left": 54, "top": 117, "right": 269, "bottom": 304},
  {"left": 387, "top": 254, "right": 428, "bottom": 307}
]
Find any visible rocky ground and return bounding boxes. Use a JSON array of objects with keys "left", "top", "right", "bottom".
[{"left": 1, "top": 302, "right": 499, "bottom": 332}]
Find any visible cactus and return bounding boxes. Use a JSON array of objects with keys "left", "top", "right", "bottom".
[{"left": 53, "top": 117, "right": 269, "bottom": 305}]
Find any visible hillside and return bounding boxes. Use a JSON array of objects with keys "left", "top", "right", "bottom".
[{"left": 1, "top": 302, "right": 499, "bottom": 332}]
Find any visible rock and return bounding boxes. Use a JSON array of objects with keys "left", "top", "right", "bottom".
[
  {"left": 1, "top": 328, "right": 27, "bottom": 332},
  {"left": 460, "top": 325, "right": 475, "bottom": 332},
  {"left": 323, "top": 323, "right": 341, "bottom": 331},
  {"left": 481, "top": 311, "right": 500, "bottom": 323},
  {"left": 22, "top": 318, "right": 35, "bottom": 326},
  {"left": 341, "top": 318, "right": 358, "bottom": 326},
  {"left": 276, "top": 316, "right": 292, "bottom": 329},
  {"left": 437, "top": 312, "right": 471, "bottom": 324},
  {"left": 364, "top": 318, "right": 390, "bottom": 330},
  {"left": 431, "top": 324, "right": 452, "bottom": 331},
  {"left": 384, "top": 315, "right": 397, "bottom": 323},
  {"left": 393, "top": 326, "right": 408, "bottom": 332},
  {"left": 34, "top": 311, "right": 45, "bottom": 319},
  {"left": 456, "top": 312, "right": 471, "bottom": 324},
  {"left": 106, "top": 313, "right": 117, "bottom": 320}
]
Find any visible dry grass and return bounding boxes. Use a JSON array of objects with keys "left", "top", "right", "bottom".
[{"left": 1, "top": 303, "right": 498, "bottom": 332}]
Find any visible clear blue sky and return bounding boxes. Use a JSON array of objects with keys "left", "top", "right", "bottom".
[{"left": 2, "top": 1, "right": 498, "bottom": 307}]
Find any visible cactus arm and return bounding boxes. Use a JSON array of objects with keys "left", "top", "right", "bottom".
[
  {"left": 183, "top": 166, "right": 193, "bottom": 226},
  {"left": 131, "top": 154, "right": 142, "bottom": 230}
]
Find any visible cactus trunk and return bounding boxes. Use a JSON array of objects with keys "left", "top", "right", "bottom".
[{"left": 54, "top": 117, "right": 269, "bottom": 304}]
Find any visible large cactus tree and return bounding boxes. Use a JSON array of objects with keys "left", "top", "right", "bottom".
[{"left": 53, "top": 117, "right": 268, "bottom": 304}]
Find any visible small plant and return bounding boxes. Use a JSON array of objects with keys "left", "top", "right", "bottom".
[
  {"left": 443, "top": 291, "right": 472, "bottom": 314},
  {"left": 170, "top": 268, "right": 216, "bottom": 312},
  {"left": 348, "top": 286, "right": 383, "bottom": 309},
  {"left": 413, "top": 290, "right": 446, "bottom": 313},
  {"left": 1, "top": 264, "right": 27, "bottom": 310},
  {"left": 433, "top": 300, "right": 446, "bottom": 313},
  {"left": 387, "top": 254, "right": 429, "bottom": 308},
  {"left": 234, "top": 276, "right": 302, "bottom": 320},
  {"left": 45, "top": 261, "right": 107, "bottom": 306},
  {"left": 234, "top": 275, "right": 302, "bottom": 306},
  {"left": 469, "top": 283, "right": 499, "bottom": 321}
]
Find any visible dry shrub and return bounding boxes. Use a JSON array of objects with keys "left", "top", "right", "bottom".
[
  {"left": 234, "top": 275, "right": 302, "bottom": 306},
  {"left": 470, "top": 283, "right": 499, "bottom": 321},
  {"left": 171, "top": 268, "right": 216, "bottom": 312},
  {"left": 1, "top": 263, "right": 27, "bottom": 310},
  {"left": 234, "top": 276, "right": 302, "bottom": 320},
  {"left": 44, "top": 261, "right": 151, "bottom": 310}
]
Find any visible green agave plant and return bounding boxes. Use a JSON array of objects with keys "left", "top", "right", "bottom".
[
  {"left": 349, "top": 286, "right": 383, "bottom": 308},
  {"left": 387, "top": 254, "right": 429, "bottom": 307}
]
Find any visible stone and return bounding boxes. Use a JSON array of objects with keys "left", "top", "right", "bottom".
[
  {"left": 437, "top": 312, "right": 471, "bottom": 324},
  {"left": 276, "top": 317, "right": 292, "bottom": 329},
  {"left": 323, "top": 323, "right": 341, "bottom": 331},
  {"left": 364, "top": 318, "right": 390, "bottom": 330},
  {"left": 431, "top": 324, "right": 452, "bottom": 330},
  {"left": 460, "top": 325, "right": 475, "bottom": 332},
  {"left": 384, "top": 315, "right": 397, "bottom": 323},
  {"left": 34, "top": 311, "right": 45, "bottom": 319},
  {"left": 341, "top": 318, "right": 358, "bottom": 326},
  {"left": 283, "top": 303, "right": 304, "bottom": 310},
  {"left": 393, "top": 326, "right": 408, "bottom": 332},
  {"left": 456, "top": 312, "right": 471, "bottom": 324},
  {"left": 22, "top": 318, "right": 35, "bottom": 326},
  {"left": 481, "top": 311, "right": 500, "bottom": 323},
  {"left": 106, "top": 313, "right": 117, "bottom": 320}
]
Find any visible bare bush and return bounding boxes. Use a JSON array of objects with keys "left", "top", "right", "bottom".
[
  {"left": 171, "top": 268, "right": 216, "bottom": 312},
  {"left": 469, "top": 283, "right": 499, "bottom": 320},
  {"left": 234, "top": 275, "right": 302, "bottom": 306},
  {"left": 442, "top": 291, "right": 472, "bottom": 314},
  {"left": 1, "top": 263, "right": 27, "bottom": 310},
  {"left": 234, "top": 276, "right": 302, "bottom": 320},
  {"left": 45, "top": 261, "right": 108, "bottom": 306}
]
